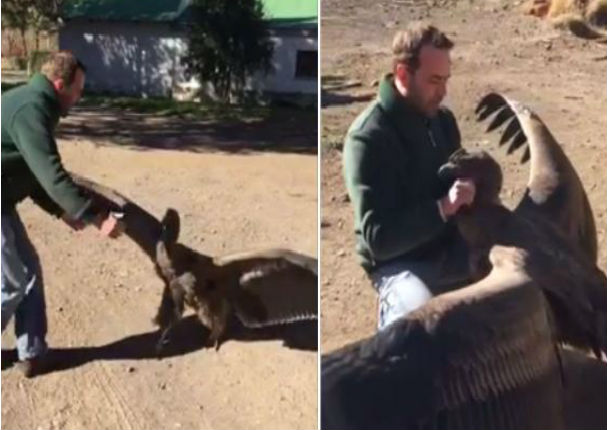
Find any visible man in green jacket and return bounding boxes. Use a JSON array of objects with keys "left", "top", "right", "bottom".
[
  {"left": 343, "top": 23, "right": 476, "bottom": 330},
  {"left": 1, "top": 51, "right": 123, "bottom": 377}
]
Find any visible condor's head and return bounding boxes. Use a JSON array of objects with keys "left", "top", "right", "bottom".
[{"left": 438, "top": 148, "right": 503, "bottom": 208}]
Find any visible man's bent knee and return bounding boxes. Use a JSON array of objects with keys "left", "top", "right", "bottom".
[{"left": 376, "top": 271, "right": 433, "bottom": 330}]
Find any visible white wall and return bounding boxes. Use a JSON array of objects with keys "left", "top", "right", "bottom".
[
  {"left": 248, "top": 33, "right": 317, "bottom": 94},
  {"left": 60, "top": 21, "right": 317, "bottom": 97},
  {"left": 60, "top": 21, "right": 188, "bottom": 96}
]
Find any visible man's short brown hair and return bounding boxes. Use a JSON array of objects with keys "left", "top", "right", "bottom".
[
  {"left": 40, "top": 50, "right": 86, "bottom": 86},
  {"left": 392, "top": 22, "right": 454, "bottom": 72}
]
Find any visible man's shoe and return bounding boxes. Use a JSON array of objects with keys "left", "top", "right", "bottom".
[
  {"left": 1, "top": 349, "right": 18, "bottom": 371},
  {"left": 16, "top": 355, "right": 49, "bottom": 378}
]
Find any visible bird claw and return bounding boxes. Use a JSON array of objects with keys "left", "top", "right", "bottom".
[
  {"left": 155, "top": 327, "right": 172, "bottom": 357},
  {"left": 208, "top": 333, "right": 222, "bottom": 351}
]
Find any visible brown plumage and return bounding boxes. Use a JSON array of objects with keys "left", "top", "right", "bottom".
[
  {"left": 322, "top": 96, "right": 607, "bottom": 427},
  {"left": 322, "top": 245, "right": 564, "bottom": 429},
  {"left": 71, "top": 173, "right": 164, "bottom": 262},
  {"left": 561, "top": 348, "right": 607, "bottom": 429},
  {"left": 153, "top": 209, "right": 317, "bottom": 350},
  {"left": 475, "top": 93, "right": 607, "bottom": 357},
  {"left": 475, "top": 92, "right": 598, "bottom": 262},
  {"left": 69, "top": 174, "right": 317, "bottom": 352}
]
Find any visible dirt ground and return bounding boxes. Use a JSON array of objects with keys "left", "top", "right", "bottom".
[
  {"left": 321, "top": 0, "right": 607, "bottom": 353},
  {"left": 1, "top": 108, "right": 318, "bottom": 429}
]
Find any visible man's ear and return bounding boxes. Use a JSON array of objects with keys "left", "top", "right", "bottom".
[
  {"left": 394, "top": 63, "right": 409, "bottom": 87},
  {"left": 51, "top": 78, "right": 66, "bottom": 93},
  {"left": 396, "top": 63, "right": 417, "bottom": 93}
]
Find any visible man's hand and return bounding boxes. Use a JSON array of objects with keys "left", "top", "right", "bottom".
[
  {"left": 439, "top": 178, "right": 476, "bottom": 218},
  {"left": 61, "top": 213, "right": 86, "bottom": 231},
  {"left": 94, "top": 212, "right": 125, "bottom": 238}
]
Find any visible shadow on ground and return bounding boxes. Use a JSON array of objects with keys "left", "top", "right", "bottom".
[
  {"left": 58, "top": 105, "right": 318, "bottom": 155},
  {"left": 1, "top": 316, "right": 318, "bottom": 376},
  {"left": 321, "top": 75, "right": 375, "bottom": 108},
  {"left": 321, "top": 90, "right": 374, "bottom": 108}
]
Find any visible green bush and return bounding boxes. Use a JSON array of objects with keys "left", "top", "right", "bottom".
[{"left": 183, "top": 0, "right": 273, "bottom": 102}]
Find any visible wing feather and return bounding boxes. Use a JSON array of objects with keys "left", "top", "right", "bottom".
[
  {"left": 475, "top": 93, "right": 597, "bottom": 262},
  {"left": 217, "top": 249, "right": 318, "bottom": 327},
  {"left": 321, "top": 246, "right": 563, "bottom": 430},
  {"left": 70, "top": 172, "right": 163, "bottom": 260}
]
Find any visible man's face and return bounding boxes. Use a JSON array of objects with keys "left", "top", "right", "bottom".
[
  {"left": 57, "top": 69, "right": 85, "bottom": 115},
  {"left": 400, "top": 45, "right": 451, "bottom": 117}
]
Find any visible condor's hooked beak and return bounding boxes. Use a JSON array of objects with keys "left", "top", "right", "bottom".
[
  {"left": 437, "top": 161, "right": 460, "bottom": 182},
  {"left": 438, "top": 148, "right": 470, "bottom": 182}
]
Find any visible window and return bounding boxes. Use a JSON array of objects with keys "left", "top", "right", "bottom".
[{"left": 295, "top": 50, "right": 317, "bottom": 79}]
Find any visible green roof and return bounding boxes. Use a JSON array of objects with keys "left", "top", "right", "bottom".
[
  {"left": 63, "top": 0, "right": 191, "bottom": 22},
  {"left": 62, "top": 0, "right": 317, "bottom": 27},
  {"left": 262, "top": 0, "right": 317, "bottom": 28}
]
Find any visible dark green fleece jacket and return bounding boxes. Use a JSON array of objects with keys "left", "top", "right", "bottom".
[
  {"left": 1, "top": 73, "right": 93, "bottom": 219},
  {"left": 343, "top": 75, "right": 461, "bottom": 272}
]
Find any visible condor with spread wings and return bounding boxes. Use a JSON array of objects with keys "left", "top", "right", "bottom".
[
  {"left": 70, "top": 174, "right": 317, "bottom": 351},
  {"left": 322, "top": 245, "right": 564, "bottom": 429},
  {"left": 154, "top": 217, "right": 318, "bottom": 349},
  {"left": 322, "top": 93, "right": 607, "bottom": 428}
]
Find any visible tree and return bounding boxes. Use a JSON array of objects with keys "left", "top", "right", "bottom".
[
  {"left": 182, "top": 0, "right": 274, "bottom": 102},
  {"left": 33, "top": 0, "right": 66, "bottom": 25},
  {"left": 1, "top": 0, "right": 83, "bottom": 55},
  {"left": 2, "top": 0, "right": 36, "bottom": 57}
]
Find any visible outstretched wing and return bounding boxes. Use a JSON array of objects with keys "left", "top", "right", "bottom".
[
  {"left": 216, "top": 249, "right": 318, "bottom": 328},
  {"left": 475, "top": 93, "right": 597, "bottom": 262},
  {"left": 521, "top": 228, "right": 607, "bottom": 358},
  {"left": 561, "top": 348, "right": 607, "bottom": 430},
  {"left": 322, "top": 246, "right": 563, "bottom": 430},
  {"left": 70, "top": 172, "right": 164, "bottom": 261}
]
